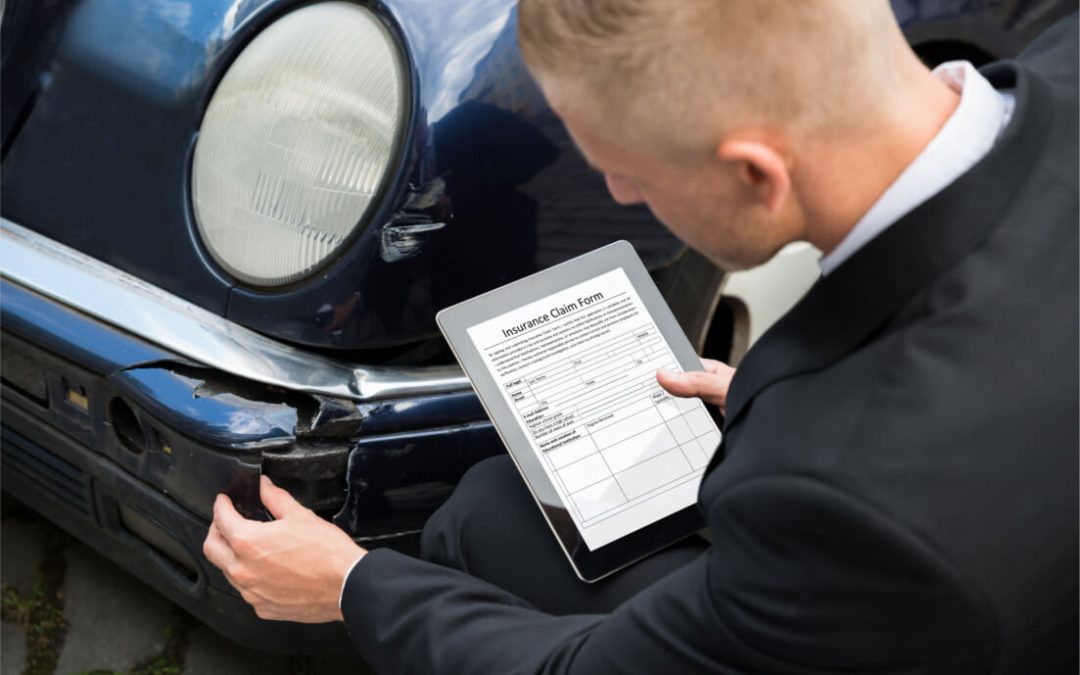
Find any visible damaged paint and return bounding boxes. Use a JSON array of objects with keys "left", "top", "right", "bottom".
[
  {"left": 379, "top": 220, "right": 447, "bottom": 263},
  {"left": 112, "top": 365, "right": 298, "bottom": 451},
  {"left": 379, "top": 177, "right": 451, "bottom": 263},
  {"left": 333, "top": 420, "right": 503, "bottom": 539},
  {"left": 300, "top": 394, "right": 364, "bottom": 438}
]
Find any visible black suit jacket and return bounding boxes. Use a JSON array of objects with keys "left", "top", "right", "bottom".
[{"left": 341, "top": 17, "right": 1079, "bottom": 674}]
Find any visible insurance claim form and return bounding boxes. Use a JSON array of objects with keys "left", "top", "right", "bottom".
[{"left": 467, "top": 268, "right": 722, "bottom": 550}]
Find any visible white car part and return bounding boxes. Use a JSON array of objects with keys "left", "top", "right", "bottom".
[{"left": 720, "top": 242, "right": 822, "bottom": 364}]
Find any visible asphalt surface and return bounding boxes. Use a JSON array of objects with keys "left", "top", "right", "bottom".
[{"left": 1, "top": 495, "right": 373, "bottom": 675}]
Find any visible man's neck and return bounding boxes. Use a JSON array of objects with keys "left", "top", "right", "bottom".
[{"left": 797, "top": 56, "right": 962, "bottom": 256}]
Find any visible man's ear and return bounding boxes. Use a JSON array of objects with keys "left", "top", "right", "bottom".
[{"left": 717, "top": 139, "right": 791, "bottom": 213}]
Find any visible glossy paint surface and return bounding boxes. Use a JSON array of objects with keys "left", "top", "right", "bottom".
[
  {"left": 1, "top": 0, "right": 680, "bottom": 351},
  {"left": 0, "top": 280, "right": 173, "bottom": 374},
  {"left": 1, "top": 0, "right": 283, "bottom": 312}
]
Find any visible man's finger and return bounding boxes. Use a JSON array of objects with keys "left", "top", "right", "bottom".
[
  {"left": 202, "top": 522, "right": 237, "bottom": 570},
  {"left": 656, "top": 368, "right": 726, "bottom": 403},
  {"left": 212, "top": 493, "right": 250, "bottom": 544},
  {"left": 260, "top": 475, "right": 305, "bottom": 520}
]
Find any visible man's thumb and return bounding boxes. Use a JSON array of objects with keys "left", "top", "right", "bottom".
[
  {"left": 260, "top": 475, "right": 303, "bottom": 520},
  {"left": 657, "top": 369, "right": 699, "bottom": 396},
  {"left": 656, "top": 368, "right": 726, "bottom": 404}
]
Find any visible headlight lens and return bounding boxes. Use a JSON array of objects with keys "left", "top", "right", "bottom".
[{"left": 192, "top": 2, "right": 405, "bottom": 287}]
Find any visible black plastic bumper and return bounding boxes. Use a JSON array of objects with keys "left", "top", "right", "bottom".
[{"left": 0, "top": 280, "right": 503, "bottom": 652}]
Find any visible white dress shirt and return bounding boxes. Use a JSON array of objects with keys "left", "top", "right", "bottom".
[{"left": 819, "top": 61, "right": 1016, "bottom": 275}]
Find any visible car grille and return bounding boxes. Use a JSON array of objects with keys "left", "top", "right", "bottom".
[{"left": 1, "top": 424, "right": 92, "bottom": 516}]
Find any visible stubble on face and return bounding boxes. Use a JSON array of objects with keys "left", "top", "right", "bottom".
[{"left": 669, "top": 197, "right": 788, "bottom": 272}]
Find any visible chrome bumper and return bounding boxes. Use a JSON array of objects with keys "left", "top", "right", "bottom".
[{"left": 0, "top": 218, "right": 470, "bottom": 401}]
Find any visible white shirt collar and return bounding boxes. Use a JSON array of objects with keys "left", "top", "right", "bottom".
[{"left": 818, "top": 61, "right": 1015, "bottom": 276}]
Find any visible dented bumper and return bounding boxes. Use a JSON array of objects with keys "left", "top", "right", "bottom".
[{"left": 0, "top": 220, "right": 502, "bottom": 651}]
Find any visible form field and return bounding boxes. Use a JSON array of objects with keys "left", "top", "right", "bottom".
[
  {"left": 602, "top": 425, "right": 677, "bottom": 473},
  {"left": 616, "top": 448, "right": 693, "bottom": 500},
  {"left": 573, "top": 478, "right": 627, "bottom": 520}
]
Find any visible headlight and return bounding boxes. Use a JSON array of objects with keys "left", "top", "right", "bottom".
[{"left": 192, "top": 2, "right": 406, "bottom": 287}]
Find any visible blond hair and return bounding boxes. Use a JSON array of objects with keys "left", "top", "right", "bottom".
[{"left": 518, "top": 0, "right": 904, "bottom": 157}]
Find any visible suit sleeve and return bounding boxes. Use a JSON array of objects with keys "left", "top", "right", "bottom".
[{"left": 341, "top": 475, "right": 995, "bottom": 674}]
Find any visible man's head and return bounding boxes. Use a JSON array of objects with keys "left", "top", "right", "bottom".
[{"left": 518, "top": 1, "right": 942, "bottom": 270}]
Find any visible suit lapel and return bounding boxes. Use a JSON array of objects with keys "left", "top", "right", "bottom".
[{"left": 706, "top": 61, "right": 1051, "bottom": 475}]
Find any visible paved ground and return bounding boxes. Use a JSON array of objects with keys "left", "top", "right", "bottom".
[{"left": 1, "top": 495, "right": 373, "bottom": 675}]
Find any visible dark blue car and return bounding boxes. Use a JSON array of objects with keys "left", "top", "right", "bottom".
[{"left": 1, "top": 0, "right": 1070, "bottom": 653}]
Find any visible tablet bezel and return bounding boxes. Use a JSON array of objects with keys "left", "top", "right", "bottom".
[{"left": 436, "top": 240, "right": 716, "bottom": 582}]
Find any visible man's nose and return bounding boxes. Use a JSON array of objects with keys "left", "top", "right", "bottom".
[{"left": 604, "top": 174, "right": 645, "bottom": 205}]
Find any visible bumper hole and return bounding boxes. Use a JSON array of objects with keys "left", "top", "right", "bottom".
[{"left": 108, "top": 398, "right": 145, "bottom": 454}]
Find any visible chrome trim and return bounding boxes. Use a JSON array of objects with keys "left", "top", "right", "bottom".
[{"left": 0, "top": 219, "right": 470, "bottom": 401}]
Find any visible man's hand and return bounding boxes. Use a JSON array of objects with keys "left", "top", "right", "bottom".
[
  {"left": 656, "top": 358, "right": 736, "bottom": 416},
  {"left": 202, "top": 476, "right": 365, "bottom": 623}
]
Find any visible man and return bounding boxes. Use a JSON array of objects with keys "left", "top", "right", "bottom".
[{"left": 203, "top": 2, "right": 1078, "bottom": 672}]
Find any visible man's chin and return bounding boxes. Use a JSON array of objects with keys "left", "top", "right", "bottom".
[
  {"left": 702, "top": 248, "right": 778, "bottom": 273},
  {"left": 709, "top": 257, "right": 755, "bottom": 273},
  {"left": 669, "top": 230, "right": 787, "bottom": 272}
]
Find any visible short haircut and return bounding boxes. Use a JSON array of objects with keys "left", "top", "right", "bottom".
[{"left": 518, "top": 0, "right": 899, "bottom": 156}]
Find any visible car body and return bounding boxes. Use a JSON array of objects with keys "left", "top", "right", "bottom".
[{"left": 1, "top": 0, "right": 1072, "bottom": 653}]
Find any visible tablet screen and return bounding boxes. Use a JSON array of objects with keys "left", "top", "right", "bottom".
[{"left": 466, "top": 267, "right": 721, "bottom": 550}]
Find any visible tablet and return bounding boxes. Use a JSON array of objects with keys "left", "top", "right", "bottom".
[{"left": 436, "top": 240, "right": 722, "bottom": 582}]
